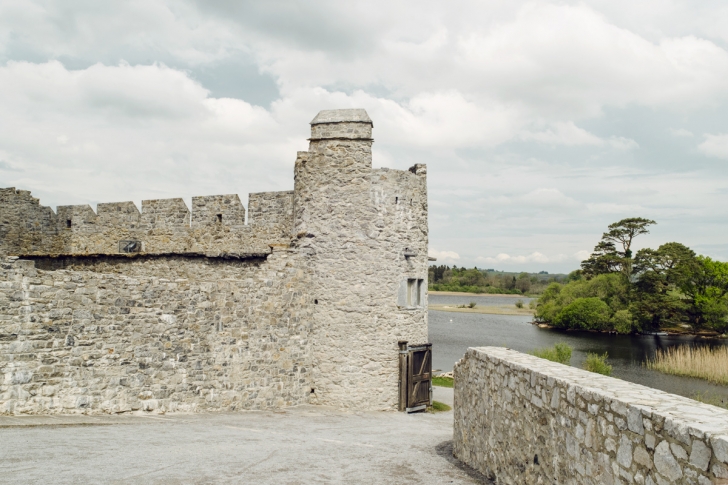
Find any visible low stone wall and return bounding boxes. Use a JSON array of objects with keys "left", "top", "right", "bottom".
[
  {"left": 453, "top": 347, "right": 728, "bottom": 485},
  {"left": 0, "top": 254, "right": 312, "bottom": 414}
]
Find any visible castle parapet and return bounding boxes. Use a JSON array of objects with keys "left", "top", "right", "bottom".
[
  {"left": 249, "top": 191, "right": 293, "bottom": 230},
  {"left": 96, "top": 201, "right": 141, "bottom": 228},
  {"left": 141, "top": 198, "right": 190, "bottom": 229},
  {"left": 191, "top": 195, "right": 246, "bottom": 228},
  {"left": 0, "top": 190, "right": 294, "bottom": 258},
  {"left": 56, "top": 204, "right": 98, "bottom": 232}
]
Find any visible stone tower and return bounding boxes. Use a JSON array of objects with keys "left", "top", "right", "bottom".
[{"left": 294, "top": 109, "right": 429, "bottom": 409}]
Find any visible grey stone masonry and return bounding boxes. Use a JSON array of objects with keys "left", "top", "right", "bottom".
[
  {"left": 294, "top": 109, "right": 428, "bottom": 409},
  {"left": 0, "top": 109, "right": 429, "bottom": 414},
  {"left": 453, "top": 347, "right": 728, "bottom": 485},
  {"left": 0, "top": 253, "right": 312, "bottom": 414},
  {"left": 0, "top": 188, "right": 292, "bottom": 257}
]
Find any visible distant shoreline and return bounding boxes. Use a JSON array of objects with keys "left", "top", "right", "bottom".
[
  {"left": 429, "top": 304, "right": 534, "bottom": 316},
  {"left": 429, "top": 290, "right": 532, "bottom": 298}
]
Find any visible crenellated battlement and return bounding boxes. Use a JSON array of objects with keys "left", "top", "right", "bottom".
[
  {"left": 191, "top": 195, "right": 245, "bottom": 228},
  {"left": 0, "top": 188, "right": 295, "bottom": 257}
]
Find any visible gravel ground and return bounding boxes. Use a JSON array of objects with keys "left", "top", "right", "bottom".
[{"left": 0, "top": 391, "right": 488, "bottom": 485}]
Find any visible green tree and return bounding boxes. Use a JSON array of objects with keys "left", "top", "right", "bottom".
[
  {"left": 679, "top": 256, "right": 728, "bottom": 332},
  {"left": 631, "top": 242, "right": 696, "bottom": 331},
  {"left": 555, "top": 297, "right": 612, "bottom": 331},
  {"left": 582, "top": 218, "right": 656, "bottom": 279},
  {"left": 516, "top": 272, "right": 531, "bottom": 293},
  {"left": 602, "top": 217, "right": 656, "bottom": 259}
]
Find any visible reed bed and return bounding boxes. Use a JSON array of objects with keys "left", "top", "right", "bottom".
[{"left": 646, "top": 345, "right": 728, "bottom": 385}]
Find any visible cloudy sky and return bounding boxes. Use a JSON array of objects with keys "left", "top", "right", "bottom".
[{"left": 1, "top": 1, "right": 727, "bottom": 273}]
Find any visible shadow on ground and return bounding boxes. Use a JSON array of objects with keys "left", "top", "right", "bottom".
[{"left": 436, "top": 440, "right": 493, "bottom": 484}]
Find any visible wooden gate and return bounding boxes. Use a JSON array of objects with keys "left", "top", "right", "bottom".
[{"left": 398, "top": 341, "right": 432, "bottom": 412}]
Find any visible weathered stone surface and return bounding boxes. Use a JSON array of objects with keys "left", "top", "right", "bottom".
[
  {"left": 453, "top": 347, "right": 728, "bottom": 485},
  {"left": 654, "top": 441, "right": 682, "bottom": 481},
  {"left": 690, "top": 439, "right": 711, "bottom": 471},
  {"left": 0, "top": 109, "right": 429, "bottom": 414}
]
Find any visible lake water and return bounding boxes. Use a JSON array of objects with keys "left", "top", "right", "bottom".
[{"left": 428, "top": 294, "right": 728, "bottom": 402}]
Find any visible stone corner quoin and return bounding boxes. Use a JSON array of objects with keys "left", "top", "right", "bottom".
[
  {"left": 453, "top": 346, "right": 728, "bottom": 485},
  {"left": 0, "top": 108, "right": 430, "bottom": 415}
]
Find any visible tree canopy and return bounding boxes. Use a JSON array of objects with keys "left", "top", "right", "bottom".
[
  {"left": 581, "top": 217, "right": 656, "bottom": 279},
  {"left": 537, "top": 218, "right": 728, "bottom": 334}
]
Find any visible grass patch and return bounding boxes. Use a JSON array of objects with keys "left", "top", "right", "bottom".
[
  {"left": 432, "top": 376, "right": 454, "bottom": 388},
  {"left": 430, "top": 401, "right": 452, "bottom": 412},
  {"left": 692, "top": 391, "right": 728, "bottom": 410},
  {"left": 530, "top": 342, "right": 572, "bottom": 365},
  {"left": 583, "top": 352, "right": 612, "bottom": 376},
  {"left": 647, "top": 346, "right": 728, "bottom": 385}
]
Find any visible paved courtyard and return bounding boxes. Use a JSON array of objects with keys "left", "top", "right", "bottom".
[{"left": 0, "top": 388, "right": 487, "bottom": 484}]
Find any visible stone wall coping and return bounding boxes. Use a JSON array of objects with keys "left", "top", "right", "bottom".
[
  {"left": 310, "top": 109, "right": 372, "bottom": 125},
  {"left": 465, "top": 346, "right": 728, "bottom": 439}
]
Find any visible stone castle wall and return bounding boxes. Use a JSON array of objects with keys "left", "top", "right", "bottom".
[
  {"left": 0, "top": 108, "right": 430, "bottom": 414},
  {"left": 0, "top": 252, "right": 312, "bottom": 414},
  {"left": 453, "top": 347, "right": 728, "bottom": 485}
]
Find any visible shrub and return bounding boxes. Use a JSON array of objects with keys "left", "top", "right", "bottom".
[
  {"left": 468, "top": 301, "right": 476, "bottom": 308},
  {"left": 515, "top": 300, "right": 524, "bottom": 309},
  {"left": 531, "top": 342, "right": 572, "bottom": 365},
  {"left": 556, "top": 297, "right": 612, "bottom": 330},
  {"left": 584, "top": 352, "right": 612, "bottom": 375},
  {"left": 611, "top": 309, "right": 635, "bottom": 334},
  {"left": 534, "top": 273, "right": 629, "bottom": 326}
]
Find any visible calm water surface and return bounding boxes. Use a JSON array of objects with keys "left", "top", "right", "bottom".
[{"left": 428, "top": 294, "right": 728, "bottom": 402}]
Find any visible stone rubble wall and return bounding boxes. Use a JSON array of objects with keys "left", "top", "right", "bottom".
[
  {"left": 453, "top": 347, "right": 728, "bottom": 485},
  {"left": 0, "top": 188, "right": 293, "bottom": 257},
  {"left": 293, "top": 119, "right": 429, "bottom": 410},
  {"left": 0, "top": 253, "right": 313, "bottom": 414}
]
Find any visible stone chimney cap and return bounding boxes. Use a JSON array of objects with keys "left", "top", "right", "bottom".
[{"left": 310, "top": 109, "right": 372, "bottom": 125}]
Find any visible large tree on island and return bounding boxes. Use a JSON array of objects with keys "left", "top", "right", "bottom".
[{"left": 581, "top": 217, "right": 656, "bottom": 279}]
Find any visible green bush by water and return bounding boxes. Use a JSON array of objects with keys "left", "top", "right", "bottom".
[
  {"left": 530, "top": 343, "right": 572, "bottom": 365},
  {"left": 583, "top": 352, "right": 612, "bottom": 376}
]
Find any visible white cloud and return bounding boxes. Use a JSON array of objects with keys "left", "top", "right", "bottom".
[
  {"left": 0, "top": 61, "right": 298, "bottom": 205},
  {"left": 608, "top": 136, "right": 639, "bottom": 150},
  {"left": 698, "top": 133, "right": 728, "bottom": 159},
  {"left": 521, "top": 126, "right": 638, "bottom": 150},
  {"left": 520, "top": 188, "right": 580, "bottom": 209},
  {"left": 521, "top": 122, "right": 603, "bottom": 146},
  {"left": 574, "top": 250, "right": 591, "bottom": 261},
  {"left": 476, "top": 252, "right": 567, "bottom": 265},
  {"left": 429, "top": 248, "right": 460, "bottom": 262},
  {"left": 670, "top": 128, "right": 694, "bottom": 138}
]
